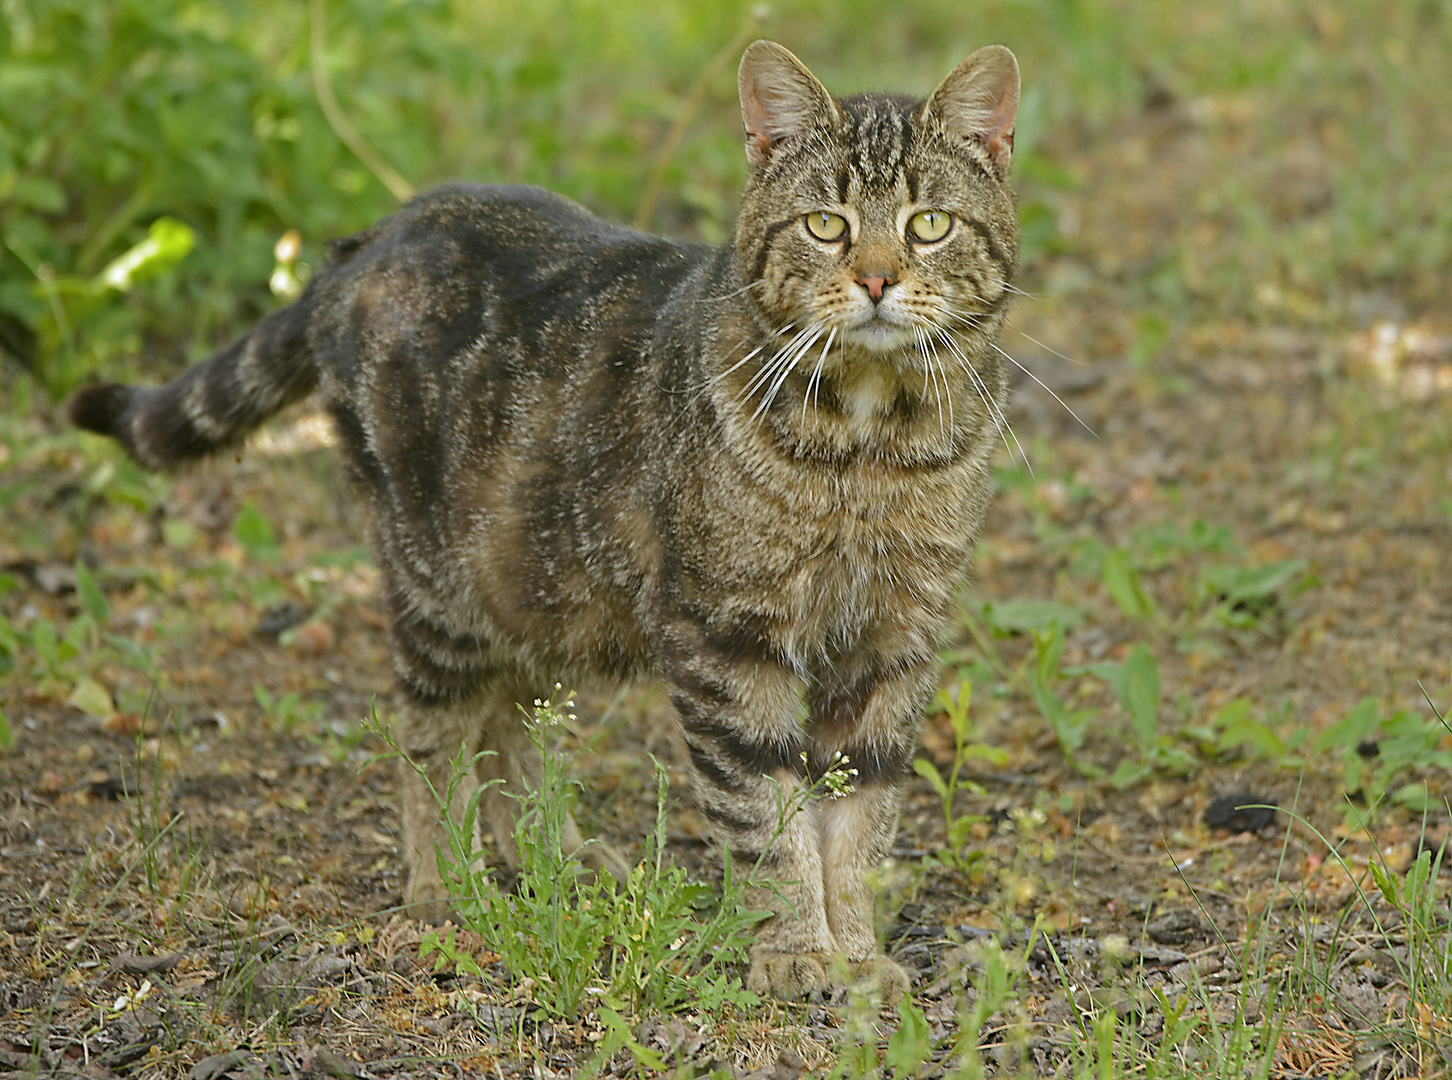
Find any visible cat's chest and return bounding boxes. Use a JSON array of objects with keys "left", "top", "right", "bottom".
[
  {"left": 739, "top": 459, "right": 980, "bottom": 640},
  {"left": 798, "top": 481, "right": 965, "bottom": 587},
  {"left": 793, "top": 453, "right": 975, "bottom": 554}
]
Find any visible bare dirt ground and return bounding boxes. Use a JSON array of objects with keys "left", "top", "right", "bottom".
[{"left": 2, "top": 91, "right": 1451, "bottom": 1078}]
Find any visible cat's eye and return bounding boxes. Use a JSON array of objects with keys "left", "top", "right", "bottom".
[
  {"left": 804, "top": 211, "right": 848, "bottom": 242},
  {"left": 908, "top": 210, "right": 952, "bottom": 242}
]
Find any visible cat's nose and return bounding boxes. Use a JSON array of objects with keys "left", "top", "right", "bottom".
[{"left": 857, "top": 273, "right": 894, "bottom": 303}]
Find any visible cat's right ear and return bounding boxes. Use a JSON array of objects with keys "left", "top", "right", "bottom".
[{"left": 738, "top": 41, "right": 840, "bottom": 169}]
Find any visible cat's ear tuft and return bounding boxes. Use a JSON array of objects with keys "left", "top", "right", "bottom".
[
  {"left": 923, "top": 44, "right": 1021, "bottom": 175},
  {"left": 738, "top": 41, "right": 840, "bottom": 169}
]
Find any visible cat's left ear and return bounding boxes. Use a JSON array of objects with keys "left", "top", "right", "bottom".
[
  {"left": 738, "top": 40, "right": 841, "bottom": 169},
  {"left": 923, "top": 45, "right": 1021, "bottom": 175}
]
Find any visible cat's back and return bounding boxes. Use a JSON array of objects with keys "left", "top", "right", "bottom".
[{"left": 318, "top": 182, "right": 708, "bottom": 331}]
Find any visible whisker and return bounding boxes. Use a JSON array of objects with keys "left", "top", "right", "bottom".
[
  {"left": 738, "top": 322, "right": 815, "bottom": 401},
  {"left": 935, "top": 328, "right": 1031, "bottom": 474},
  {"left": 990, "top": 279, "right": 1037, "bottom": 300},
  {"left": 821, "top": 331, "right": 843, "bottom": 414},
  {"left": 755, "top": 338, "right": 822, "bottom": 424},
  {"left": 987, "top": 340, "right": 1098, "bottom": 438},
  {"left": 753, "top": 325, "right": 825, "bottom": 422},
  {"left": 704, "top": 278, "right": 767, "bottom": 302},
  {"left": 670, "top": 317, "right": 804, "bottom": 399},
  {"left": 913, "top": 326, "right": 946, "bottom": 439},
  {"left": 937, "top": 306, "right": 989, "bottom": 330},
  {"left": 800, "top": 327, "right": 837, "bottom": 425},
  {"left": 940, "top": 296, "right": 994, "bottom": 317},
  {"left": 739, "top": 350, "right": 791, "bottom": 406},
  {"left": 925, "top": 331, "right": 954, "bottom": 437},
  {"left": 1008, "top": 326, "right": 1089, "bottom": 367},
  {"left": 913, "top": 326, "right": 932, "bottom": 399}
]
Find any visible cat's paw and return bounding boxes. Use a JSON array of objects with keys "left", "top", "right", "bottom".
[
  {"left": 853, "top": 955, "right": 912, "bottom": 999},
  {"left": 746, "top": 950, "right": 913, "bottom": 999},
  {"left": 747, "top": 950, "right": 832, "bottom": 1000}
]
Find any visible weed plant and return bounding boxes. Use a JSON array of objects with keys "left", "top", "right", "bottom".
[
  {"left": 386, "top": 689, "right": 768, "bottom": 1022},
  {"left": 915, "top": 681, "right": 1006, "bottom": 875}
]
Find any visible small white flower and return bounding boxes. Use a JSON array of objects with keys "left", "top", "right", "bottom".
[{"left": 112, "top": 979, "right": 153, "bottom": 1012}]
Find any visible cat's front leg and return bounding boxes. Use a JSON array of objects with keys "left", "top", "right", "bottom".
[
  {"left": 806, "top": 652, "right": 939, "bottom": 998},
  {"left": 667, "top": 660, "right": 842, "bottom": 999},
  {"left": 818, "top": 782, "right": 912, "bottom": 998}
]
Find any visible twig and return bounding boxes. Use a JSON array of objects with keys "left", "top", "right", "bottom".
[
  {"left": 309, "top": 0, "right": 415, "bottom": 203},
  {"left": 633, "top": 6, "right": 769, "bottom": 231}
]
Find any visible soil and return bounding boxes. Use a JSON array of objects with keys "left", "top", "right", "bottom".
[{"left": 3, "top": 90, "right": 1451, "bottom": 1079}]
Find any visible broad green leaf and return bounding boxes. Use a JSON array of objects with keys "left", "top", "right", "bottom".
[
  {"left": 74, "top": 559, "right": 109, "bottom": 624},
  {"left": 96, "top": 216, "right": 196, "bottom": 292},
  {"left": 1102, "top": 547, "right": 1155, "bottom": 620},
  {"left": 1085, "top": 660, "right": 1125, "bottom": 700},
  {"left": 1391, "top": 782, "right": 1434, "bottom": 813},
  {"left": 1375, "top": 710, "right": 1441, "bottom": 776},
  {"left": 1214, "top": 698, "right": 1286, "bottom": 759},
  {"left": 234, "top": 501, "right": 280, "bottom": 562},
  {"left": 886, "top": 996, "right": 933, "bottom": 1075},
  {"left": 0, "top": 610, "right": 18, "bottom": 657},
  {"left": 1199, "top": 559, "right": 1307, "bottom": 606},
  {"left": 30, "top": 618, "right": 59, "bottom": 672},
  {"left": 1111, "top": 759, "right": 1151, "bottom": 789},
  {"left": 162, "top": 518, "right": 199, "bottom": 549},
  {"left": 982, "top": 599, "right": 1086, "bottom": 634},
  {"left": 1032, "top": 624, "right": 1066, "bottom": 684},
  {"left": 1121, "top": 645, "right": 1160, "bottom": 744},
  {"left": 596, "top": 1007, "right": 666, "bottom": 1071},
  {"left": 68, "top": 677, "right": 115, "bottom": 719},
  {"left": 11, "top": 176, "right": 64, "bottom": 213},
  {"left": 1313, "top": 698, "right": 1382, "bottom": 754},
  {"left": 0, "top": 705, "right": 12, "bottom": 749},
  {"left": 1367, "top": 860, "right": 1397, "bottom": 906},
  {"left": 913, "top": 757, "right": 949, "bottom": 800}
]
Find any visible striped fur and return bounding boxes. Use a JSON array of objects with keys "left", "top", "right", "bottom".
[{"left": 69, "top": 41, "right": 1021, "bottom": 999}]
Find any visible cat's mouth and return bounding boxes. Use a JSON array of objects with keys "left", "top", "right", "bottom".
[{"left": 841, "top": 313, "right": 916, "bottom": 354}]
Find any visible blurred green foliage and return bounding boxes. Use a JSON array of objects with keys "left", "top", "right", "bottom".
[{"left": 1, "top": 0, "right": 1449, "bottom": 396}]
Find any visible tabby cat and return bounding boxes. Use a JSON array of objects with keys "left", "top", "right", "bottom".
[{"left": 69, "top": 40, "right": 1021, "bottom": 999}]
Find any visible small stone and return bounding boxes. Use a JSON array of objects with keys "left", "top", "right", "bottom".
[
  {"left": 290, "top": 620, "right": 335, "bottom": 655},
  {"left": 1204, "top": 792, "right": 1276, "bottom": 833}
]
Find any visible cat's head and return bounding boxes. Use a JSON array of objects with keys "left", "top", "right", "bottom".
[{"left": 734, "top": 41, "right": 1020, "bottom": 361}]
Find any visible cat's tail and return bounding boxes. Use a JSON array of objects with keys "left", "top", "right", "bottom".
[{"left": 68, "top": 284, "right": 320, "bottom": 471}]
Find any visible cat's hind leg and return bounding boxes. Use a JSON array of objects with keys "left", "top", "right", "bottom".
[
  {"left": 387, "top": 599, "right": 528, "bottom": 921},
  {"left": 394, "top": 684, "right": 494, "bottom": 923},
  {"left": 396, "top": 675, "right": 630, "bottom": 921},
  {"left": 389, "top": 606, "right": 624, "bottom": 921}
]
